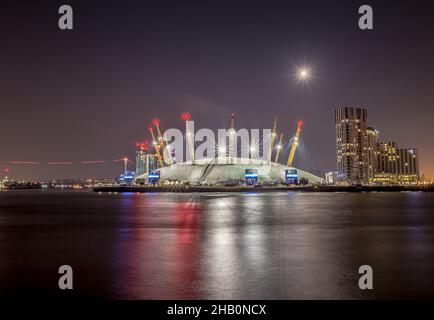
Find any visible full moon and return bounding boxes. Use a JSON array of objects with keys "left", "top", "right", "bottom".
[{"left": 299, "top": 69, "right": 309, "bottom": 79}]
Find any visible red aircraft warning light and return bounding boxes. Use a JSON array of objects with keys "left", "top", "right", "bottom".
[
  {"left": 182, "top": 113, "right": 191, "bottom": 121},
  {"left": 152, "top": 119, "right": 160, "bottom": 126},
  {"left": 136, "top": 141, "right": 149, "bottom": 151}
]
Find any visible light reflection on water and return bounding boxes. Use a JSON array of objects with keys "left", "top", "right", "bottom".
[{"left": 1, "top": 190, "right": 434, "bottom": 299}]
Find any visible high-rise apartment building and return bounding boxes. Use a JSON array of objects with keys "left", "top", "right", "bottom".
[
  {"left": 366, "top": 127, "right": 379, "bottom": 182},
  {"left": 375, "top": 142, "right": 419, "bottom": 184},
  {"left": 377, "top": 142, "right": 399, "bottom": 174},
  {"left": 397, "top": 148, "right": 419, "bottom": 177},
  {"left": 335, "top": 107, "right": 369, "bottom": 185},
  {"left": 136, "top": 150, "right": 158, "bottom": 176},
  {"left": 335, "top": 108, "right": 420, "bottom": 186}
]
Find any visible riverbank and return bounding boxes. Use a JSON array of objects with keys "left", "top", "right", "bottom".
[{"left": 93, "top": 185, "right": 434, "bottom": 193}]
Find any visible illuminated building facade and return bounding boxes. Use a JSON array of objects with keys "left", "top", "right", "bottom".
[
  {"left": 335, "top": 107, "right": 369, "bottom": 185},
  {"left": 397, "top": 148, "right": 419, "bottom": 179},
  {"left": 366, "top": 127, "right": 379, "bottom": 183},
  {"left": 374, "top": 142, "right": 419, "bottom": 184},
  {"left": 285, "top": 169, "right": 299, "bottom": 185},
  {"left": 335, "top": 108, "right": 420, "bottom": 186},
  {"left": 119, "top": 171, "right": 135, "bottom": 185},
  {"left": 245, "top": 168, "right": 259, "bottom": 185},
  {"left": 377, "top": 142, "right": 399, "bottom": 175},
  {"left": 325, "top": 171, "right": 338, "bottom": 185},
  {"left": 135, "top": 150, "right": 158, "bottom": 176}
]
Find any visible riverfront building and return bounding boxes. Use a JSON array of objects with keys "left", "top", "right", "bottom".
[
  {"left": 135, "top": 150, "right": 158, "bottom": 176},
  {"left": 366, "top": 127, "right": 379, "bottom": 183},
  {"left": 335, "top": 108, "right": 420, "bottom": 185},
  {"left": 374, "top": 142, "right": 419, "bottom": 184},
  {"left": 325, "top": 171, "right": 338, "bottom": 185},
  {"left": 335, "top": 107, "right": 369, "bottom": 185}
]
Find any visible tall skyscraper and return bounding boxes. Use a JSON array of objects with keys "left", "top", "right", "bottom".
[{"left": 335, "top": 107, "right": 369, "bottom": 185}]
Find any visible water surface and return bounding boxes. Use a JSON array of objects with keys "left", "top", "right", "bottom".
[{"left": 1, "top": 190, "right": 433, "bottom": 299}]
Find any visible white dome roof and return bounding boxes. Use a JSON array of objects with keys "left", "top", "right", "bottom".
[{"left": 136, "top": 157, "right": 324, "bottom": 185}]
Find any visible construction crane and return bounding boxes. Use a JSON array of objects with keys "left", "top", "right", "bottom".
[
  {"left": 153, "top": 119, "right": 174, "bottom": 165},
  {"left": 274, "top": 133, "right": 283, "bottom": 163},
  {"left": 153, "top": 119, "right": 165, "bottom": 149},
  {"left": 287, "top": 120, "right": 303, "bottom": 167},
  {"left": 149, "top": 127, "right": 164, "bottom": 167},
  {"left": 268, "top": 117, "right": 278, "bottom": 163}
]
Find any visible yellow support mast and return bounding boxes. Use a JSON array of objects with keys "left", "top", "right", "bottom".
[
  {"left": 268, "top": 117, "right": 278, "bottom": 163},
  {"left": 153, "top": 120, "right": 165, "bottom": 149},
  {"left": 274, "top": 133, "right": 283, "bottom": 163},
  {"left": 149, "top": 127, "right": 164, "bottom": 167},
  {"left": 154, "top": 119, "right": 174, "bottom": 165},
  {"left": 287, "top": 120, "right": 303, "bottom": 167}
]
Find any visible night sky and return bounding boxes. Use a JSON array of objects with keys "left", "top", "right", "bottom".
[{"left": 1, "top": 0, "right": 434, "bottom": 180}]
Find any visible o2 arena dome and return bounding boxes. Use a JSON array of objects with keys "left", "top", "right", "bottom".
[
  {"left": 135, "top": 156, "right": 324, "bottom": 185},
  {"left": 135, "top": 114, "right": 324, "bottom": 186}
]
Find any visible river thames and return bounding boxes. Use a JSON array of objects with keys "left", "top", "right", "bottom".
[{"left": 1, "top": 190, "right": 434, "bottom": 299}]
